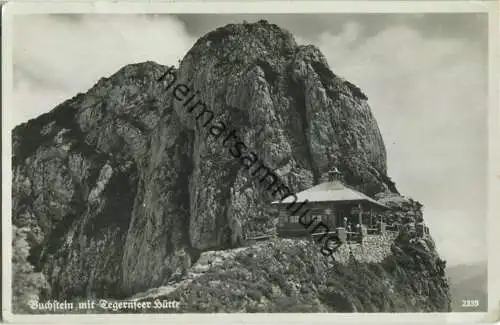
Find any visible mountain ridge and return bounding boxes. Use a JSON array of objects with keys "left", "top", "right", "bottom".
[
  {"left": 447, "top": 262, "right": 487, "bottom": 312},
  {"left": 12, "top": 20, "right": 450, "bottom": 312}
]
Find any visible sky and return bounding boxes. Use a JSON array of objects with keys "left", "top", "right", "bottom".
[{"left": 11, "top": 13, "right": 488, "bottom": 266}]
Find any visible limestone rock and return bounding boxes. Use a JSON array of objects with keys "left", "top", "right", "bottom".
[{"left": 11, "top": 20, "right": 448, "bottom": 311}]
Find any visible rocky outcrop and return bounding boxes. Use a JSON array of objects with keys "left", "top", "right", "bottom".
[
  {"left": 12, "top": 63, "right": 196, "bottom": 298},
  {"left": 173, "top": 21, "right": 396, "bottom": 251},
  {"left": 12, "top": 20, "right": 448, "bottom": 311},
  {"left": 131, "top": 236, "right": 450, "bottom": 313}
]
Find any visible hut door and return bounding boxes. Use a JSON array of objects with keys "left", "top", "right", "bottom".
[{"left": 324, "top": 208, "right": 335, "bottom": 228}]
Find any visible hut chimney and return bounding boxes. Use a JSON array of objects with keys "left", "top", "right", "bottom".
[{"left": 328, "top": 167, "right": 342, "bottom": 182}]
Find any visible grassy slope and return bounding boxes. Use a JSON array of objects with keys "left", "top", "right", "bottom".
[{"left": 135, "top": 235, "right": 450, "bottom": 313}]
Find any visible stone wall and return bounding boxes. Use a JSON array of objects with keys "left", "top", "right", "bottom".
[{"left": 332, "top": 232, "right": 397, "bottom": 264}]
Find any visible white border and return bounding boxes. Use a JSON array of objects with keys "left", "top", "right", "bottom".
[
  {"left": 487, "top": 0, "right": 500, "bottom": 323},
  {"left": 2, "top": 1, "right": 499, "bottom": 324}
]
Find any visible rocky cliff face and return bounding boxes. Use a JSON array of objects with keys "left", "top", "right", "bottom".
[
  {"left": 12, "top": 20, "right": 448, "bottom": 311},
  {"left": 12, "top": 62, "right": 196, "bottom": 298}
]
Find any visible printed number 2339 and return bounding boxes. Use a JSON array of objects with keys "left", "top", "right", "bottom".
[{"left": 462, "top": 299, "right": 479, "bottom": 307}]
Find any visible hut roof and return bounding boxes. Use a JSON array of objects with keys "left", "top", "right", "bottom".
[{"left": 271, "top": 181, "right": 388, "bottom": 209}]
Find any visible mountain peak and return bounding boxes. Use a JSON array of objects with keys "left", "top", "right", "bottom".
[{"left": 11, "top": 20, "right": 447, "bottom": 313}]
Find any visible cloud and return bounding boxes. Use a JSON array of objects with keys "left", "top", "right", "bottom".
[
  {"left": 426, "top": 209, "right": 486, "bottom": 265},
  {"left": 12, "top": 14, "right": 195, "bottom": 127},
  {"left": 313, "top": 22, "right": 488, "bottom": 265}
]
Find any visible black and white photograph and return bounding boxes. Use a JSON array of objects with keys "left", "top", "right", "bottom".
[{"left": 2, "top": 1, "right": 498, "bottom": 323}]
